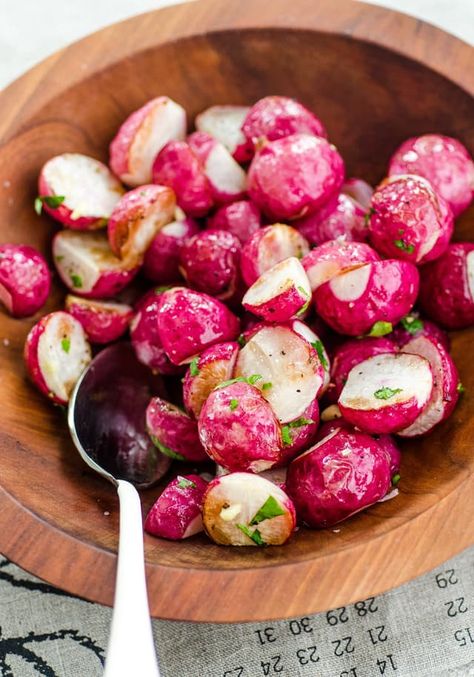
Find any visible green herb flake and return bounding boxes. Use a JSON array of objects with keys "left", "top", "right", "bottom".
[
  {"left": 70, "top": 273, "right": 83, "bottom": 289},
  {"left": 250, "top": 495, "right": 286, "bottom": 525},
  {"left": 392, "top": 473, "right": 401, "bottom": 486},
  {"left": 237, "top": 334, "right": 246, "bottom": 348},
  {"left": 34, "top": 197, "right": 43, "bottom": 215},
  {"left": 54, "top": 255, "right": 64, "bottom": 263},
  {"left": 61, "top": 337, "right": 71, "bottom": 354},
  {"left": 215, "top": 374, "right": 262, "bottom": 390},
  {"left": 296, "top": 299, "right": 311, "bottom": 317},
  {"left": 247, "top": 374, "right": 262, "bottom": 385},
  {"left": 150, "top": 436, "right": 186, "bottom": 461},
  {"left": 281, "top": 426, "right": 292, "bottom": 446},
  {"left": 288, "top": 417, "right": 314, "bottom": 428},
  {"left": 374, "top": 387, "right": 403, "bottom": 400},
  {"left": 229, "top": 398, "right": 239, "bottom": 411},
  {"left": 368, "top": 321, "right": 393, "bottom": 337},
  {"left": 189, "top": 357, "right": 200, "bottom": 377},
  {"left": 237, "top": 523, "right": 266, "bottom": 546},
  {"left": 401, "top": 314, "right": 424, "bottom": 334},
  {"left": 394, "top": 239, "right": 415, "bottom": 254},
  {"left": 311, "top": 340, "right": 328, "bottom": 370},
  {"left": 297, "top": 285, "right": 310, "bottom": 298},
  {"left": 262, "top": 382, "right": 272, "bottom": 391},
  {"left": 457, "top": 382, "right": 465, "bottom": 393},
  {"left": 176, "top": 476, "right": 197, "bottom": 490},
  {"left": 35, "top": 195, "right": 65, "bottom": 215},
  {"left": 364, "top": 207, "right": 376, "bottom": 225},
  {"left": 154, "top": 285, "right": 172, "bottom": 294}
]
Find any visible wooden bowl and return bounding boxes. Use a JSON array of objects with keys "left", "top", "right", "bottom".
[{"left": 0, "top": 0, "right": 472, "bottom": 623}]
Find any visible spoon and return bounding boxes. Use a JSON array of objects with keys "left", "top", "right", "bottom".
[{"left": 68, "top": 342, "right": 169, "bottom": 677}]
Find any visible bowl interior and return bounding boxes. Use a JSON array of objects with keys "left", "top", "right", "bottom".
[{"left": 0, "top": 27, "right": 473, "bottom": 575}]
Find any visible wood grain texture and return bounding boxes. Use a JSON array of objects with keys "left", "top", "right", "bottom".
[{"left": 0, "top": 0, "right": 473, "bottom": 622}]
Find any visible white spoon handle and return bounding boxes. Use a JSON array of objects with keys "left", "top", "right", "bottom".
[{"left": 104, "top": 480, "right": 160, "bottom": 677}]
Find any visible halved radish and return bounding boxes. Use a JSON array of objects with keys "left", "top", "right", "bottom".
[
  {"left": 314, "top": 259, "right": 419, "bottom": 336},
  {"left": 286, "top": 427, "right": 392, "bottom": 528},
  {"left": 295, "top": 192, "right": 368, "bottom": 246},
  {"left": 195, "top": 105, "right": 253, "bottom": 163},
  {"left": 156, "top": 287, "right": 240, "bottom": 365},
  {"left": 109, "top": 96, "right": 186, "bottom": 186},
  {"left": 37, "top": 153, "right": 124, "bottom": 229},
  {"left": 302, "top": 239, "right": 380, "bottom": 293},
  {"left": 398, "top": 335, "right": 460, "bottom": 437},
  {"left": 146, "top": 397, "right": 208, "bottom": 462},
  {"left": 338, "top": 352, "right": 433, "bottom": 434},
  {"left": 342, "top": 177, "right": 374, "bottom": 210},
  {"left": 235, "top": 324, "right": 324, "bottom": 423},
  {"left": 24, "top": 311, "right": 92, "bottom": 405},
  {"left": 145, "top": 474, "right": 208, "bottom": 540},
  {"left": 207, "top": 200, "right": 262, "bottom": 245},
  {"left": 286, "top": 318, "right": 331, "bottom": 393},
  {"left": 143, "top": 211, "right": 200, "bottom": 284},
  {"left": 183, "top": 341, "right": 240, "bottom": 418},
  {"left": 0, "top": 244, "right": 51, "bottom": 318},
  {"left": 242, "top": 257, "right": 311, "bottom": 321},
  {"left": 203, "top": 472, "right": 296, "bottom": 546},
  {"left": 52, "top": 230, "right": 139, "bottom": 298},
  {"left": 107, "top": 184, "right": 176, "bottom": 266},
  {"left": 198, "top": 382, "right": 283, "bottom": 472},
  {"left": 241, "top": 224, "right": 310, "bottom": 286},
  {"left": 278, "top": 396, "right": 320, "bottom": 465},
  {"left": 65, "top": 295, "right": 132, "bottom": 344},
  {"left": 187, "top": 131, "right": 247, "bottom": 203}
]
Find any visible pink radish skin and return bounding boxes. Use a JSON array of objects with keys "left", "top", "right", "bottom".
[
  {"left": 156, "top": 287, "right": 240, "bottom": 365},
  {"left": 65, "top": 295, "right": 132, "bottom": 344},
  {"left": 52, "top": 230, "right": 139, "bottom": 298},
  {"left": 278, "top": 397, "right": 320, "bottom": 465},
  {"left": 314, "top": 259, "right": 419, "bottom": 336},
  {"left": 24, "top": 311, "right": 92, "bottom": 405},
  {"left": 152, "top": 140, "right": 214, "bottom": 217},
  {"left": 142, "top": 213, "right": 200, "bottom": 284},
  {"left": 38, "top": 154, "right": 124, "bottom": 230},
  {"left": 203, "top": 472, "right": 296, "bottom": 546},
  {"left": 145, "top": 474, "right": 208, "bottom": 540},
  {"left": 207, "top": 200, "right": 262, "bottom": 244},
  {"left": 302, "top": 239, "right": 380, "bottom": 293},
  {"left": 369, "top": 175, "right": 454, "bottom": 264},
  {"left": 392, "top": 315, "right": 449, "bottom": 351},
  {"left": 198, "top": 382, "right": 283, "bottom": 472},
  {"left": 248, "top": 134, "right": 345, "bottom": 221},
  {"left": 242, "top": 96, "right": 327, "bottom": 147},
  {"left": 109, "top": 96, "right": 186, "bottom": 186},
  {"left": 146, "top": 397, "right": 208, "bottom": 462},
  {"left": 0, "top": 244, "right": 51, "bottom": 318},
  {"left": 295, "top": 193, "right": 368, "bottom": 246},
  {"left": 183, "top": 341, "right": 239, "bottom": 418},
  {"left": 242, "top": 257, "right": 311, "bottom": 321},
  {"left": 179, "top": 230, "right": 241, "bottom": 299},
  {"left": 399, "top": 336, "right": 460, "bottom": 437},
  {"left": 195, "top": 105, "right": 253, "bottom": 163},
  {"left": 107, "top": 184, "right": 176, "bottom": 265},
  {"left": 338, "top": 352, "right": 433, "bottom": 434},
  {"left": 130, "top": 289, "right": 181, "bottom": 375},
  {"left": 329, "top": 337, "right": 397, "bottom": 403},
  {"left": 286, "top": 428, "right": 392, "bottom": 528},
  {"left": 418, "top": 243, "right": 474, "bottom": 329},
  {"left": 342, "top": 178, "right": 374, "bottom": 210},
  {"left": 388, "top": 134, "right": 474, "bottom": 217},
  {"left": 235, "top": 324, "right": 324, "bottom": 423},
  {"left": 241, "top": 224, "right": 310, "bottom": 287},
  {"left": 187, "top": 132, "right": 247, "bottom": 204}
]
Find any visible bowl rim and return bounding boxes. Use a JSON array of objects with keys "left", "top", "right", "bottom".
[{"left": 0, "top": 0, "right": 473, "bottom": 622}]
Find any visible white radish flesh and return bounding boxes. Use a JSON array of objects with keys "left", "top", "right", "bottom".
[{"left": 195, "top": 105, "right": 250, "bottom": 157}]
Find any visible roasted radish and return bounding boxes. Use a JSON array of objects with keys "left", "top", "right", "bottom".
[
  {"left": 109, "top": 96, "right": 186, "bottom": 186},
  {"left": 146, "top": 397, "right": 208, "bottom": 462},
  {"left": 0, "top": 244, "right": 51, "bottom": 318},
  {"left": 203, "top": 472, "right": 296, "bottom": 546},
  {"left": 302, "top": 239, "right": 380, "bottom": 293},
  {"left": 65, "top": 295, "right": 132, "bottom": 344},
  {"left": 24, "top": 311, "right": 92, "bottom": 405},
  {"left": 295, "top": 192, "right": 368, "bottom": 246},
  {"left": 338, "top": 352, "right": 433, "bottom": 434},
  {"left": 278, "top": 397, "right": 320, "bottom": 465},
  {"left": 143, "top": 211, "right": 200, "bottom": 283},
  {"left": 145, "top": 474, "right": 208, "bottom": 540},
  {"left": 195, "top": 105, "right": 252, "bottom": 163},
  {"left": 207, "top": 200, "right": 262, "bottom": 244}
]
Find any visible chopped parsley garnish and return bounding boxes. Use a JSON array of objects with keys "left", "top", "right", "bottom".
[
  {"left": 374, "top": 387, "right": 403, "bottom": 400},
  {"left": 296, "top": 299, "right": 311, "bottom": 316},
  {"left": 61, "top": 337, "right": 71, "bottom": 354},
  {"left": 364, "top": 207, "right": 376, "bottom": 225},
  {"left": 229, "top": 398, "right": 239, "bottom": 411},
  {"left": 215, "top": 374, "right": 262, "bottom": 390},
  {"left": 154, "top": 285, "right": 172, "bottom": 294},
  {"left": 70, "top": 273, "right": 83, "bottom": 289},
  {"left": 237, "top": 524, "right": 265, "bottom": 546},
  {"left": 150, "top": 436, "right": 185, "bottom": 461},
  {"left": 394, "top": 239, "right": 415, "bottom": 254},
  {"left": 368, "top": 321, "right": 393, "bottom": 337},
  {"left": 288, "top": 417, "right": 315, "bottom": 428},
  {"left": 176, "top": 476, "right": 196, "bottom": 490},
  {"left": 298, "top": 285, "right": 310, "bottom": 298},
  {"left": 281, "top": 426, "right": 293, "bottom": 446},
  {"left": 247, "top": 374, "right": 262, "bottom": 385},
  {"left": 401, "top": 314, "right": 424, "bottom": 334},
  {"left": 262, "top": 382, "right": 273, "bottom": 390},
  {"left": 35, "top": 195, "right": 65, "bottom": 215},
  {"left": 55, "top": 255, "right": 64, "bottom": 263},
  {"left": 392, "top": 473, "right": 401, "bottom": 486},
  {"left": 237, "top": 334, "right": 246, "bottom": 348},
  {"left": 311, "top": 339, "right": 328, "bottom": 370},
  {"left": 250, "top": 496, "right": 286, "bottom": 525},
  {"left": 189, "top": 357, "right": 200, "bottom": 377},
  {"left": 457, "top": 382, "right": 465, "bottom": 393}
]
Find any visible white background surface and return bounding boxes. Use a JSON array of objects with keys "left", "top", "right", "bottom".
[{"left": 0, "top": 0, "right": 473, "bottom": 89}]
